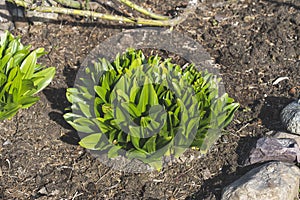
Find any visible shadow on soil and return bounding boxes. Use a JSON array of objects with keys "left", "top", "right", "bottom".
[
  {"left": 43, "top": 66, "right": 80, "bottom": 145},
  {"left": 186, "top": 136, "right": 260, "bottom": 200},
  {"left": 258, "top": 96, "right": 294, "bottom": 131}
]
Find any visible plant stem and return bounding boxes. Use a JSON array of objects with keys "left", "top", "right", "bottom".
[
  {"left": 36, "top": 6, "right": 136, "bottom": 23},
  {"left": 7, "top": 0, "right": 198, "bottom": 27},
  {"left": 117, "top": 0, "right": 170, "bottom": 20}
]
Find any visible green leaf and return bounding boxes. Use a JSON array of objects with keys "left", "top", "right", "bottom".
[
  {"left": 126, "top": 149, "right": 148, "bottom": 160},
  {"left": 9, "top": 39, "right": 19, "bottom": 55},
  {"left": 137, "top": 77, "right": 158, "bottom": 113},
  {"left": 107, "top": 145, "right": 122, "bottom": 158},
  {"left": 78, "top": 102, "right": 92, "bottom": 118},
  {"left": 0, "top": 31, "right": 10, "bottom": 59},
  {"left": 66, "top": 88, "right": 84, "bottom": 104},
  {"left": 20, "top": 51, "right": 37, "bottom": 79},
  {"left": 0, "top": 104, "right": 21, "bottom": 120},
  {"left": 143, "top": 135, "right": 157, "bottom": 153},
  {"left": 94, "top": 85, "right": 108, "bottom": 103},
  {"left": 32, "top": 67, "right": 56, "bottom": 94},
  {"left": 19, "top": 96, "right": 39, "bottom": 108},
  {"left": 20, "top": 80, "right": 36, "bottom": 96},
  {"left": 129, "top": 125, "right": 142, "bottom": 138},
  {"left": 12, "top": 47, "right": 31, "bottom": 66},
  {"left": 71, "top": 118, "right": 97, "bottom": 133},
  {"left": 130, "top": 135, "right": 148, "bottom": 154},
  {"left": 129, "top": 57, "right": 142, "bottom": 71},
  {"left": 94, "top": 117, "right": 114, "bottom": 133},
  {"left": 222, "top": 103, "right": 239, "bottom": 127},
  {"left": 122, "top": 102, "right": 141, "bottom": 118},
  {"left": 79, "top": 133, "right": 102, "bottom": 150},
  {"left": 0, "top": 72, "right": 7, "bottom": 87},
  {"left": 8, "top": 67, "right": 22, "bottom": 96},
  {"left": 0, "top": 52, "right": 13, "bottom": 71},
  {"left": 129, "top": 77, "right": 139, "bottom": 102},
  {"left": 185, "top": 116, "right": 200, "bottom": 137},
  {"left": 114, "top": 105, "right": 127, "bottom": 124},
  {"left": 35, "top": 48, "right": 47, "bottom": 58},
  {"left": 115, "top": 88, "right": 129, "bottom": 102}
]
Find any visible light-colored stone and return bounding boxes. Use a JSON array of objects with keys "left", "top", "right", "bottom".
[
  {"left": 37, "top": 186, "right": 48, "bottom": 195},
  {"left": 221, "top": 162, "right": 300, "bottom": 200},
  {"left": 281, "top": 100, "right": 300, "bottom": 135},
  {"left": 274, "top": 131, "right": 300, "bottom": 147},
  {"left": 0, "top": 1, "right": 13, "bottom": 37}
]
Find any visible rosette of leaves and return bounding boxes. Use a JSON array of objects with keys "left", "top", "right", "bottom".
[
  {"left": 64, "top": 49, "right": 239, "bottom": 170},
  {"left": 0, "top": 31, "right": 56, "bottom": 120}
]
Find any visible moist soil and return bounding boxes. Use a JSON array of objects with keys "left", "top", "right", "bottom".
[{"left": 0, "top": 0, "right": 300, "bottom": 199}]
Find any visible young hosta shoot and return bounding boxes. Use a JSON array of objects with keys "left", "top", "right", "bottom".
[
  {"left": 64, "top": 49, "right": 239, "bottom": 170},
  {"left": 0, "top": 31, "right": 56, "bottom": 120}
]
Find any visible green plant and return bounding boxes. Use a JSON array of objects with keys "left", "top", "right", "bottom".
[
  {"left": 64, "top": 49, "right": 239, "bottom": 170},
  {"left": 0, "top": 31, "right": 56, "bottom": 120}
]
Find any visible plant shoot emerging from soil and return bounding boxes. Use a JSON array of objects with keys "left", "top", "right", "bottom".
[
  {"left": 64, "top": 49, "right": 239, "bottom": 170},
  {"left": 0, "top": 31, "right": 56, "bottom": 120}
]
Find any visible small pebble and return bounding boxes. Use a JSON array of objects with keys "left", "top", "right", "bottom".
[
  {"left": 3, "top": 140, "right": 12, "bottom": 146},
  {"left": 288, "top": 87, "right": 297, "bottom": 96},
  {"left": 38, "top": 187, "right": 48, "bottom": 195}
]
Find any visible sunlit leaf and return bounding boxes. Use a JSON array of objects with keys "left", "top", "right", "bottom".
[
  {"left": 32, "top": 67, "right": 56, "bottom": 94},
  {"left": 79, "top": 133, "right": 102, "bottom": 150}
]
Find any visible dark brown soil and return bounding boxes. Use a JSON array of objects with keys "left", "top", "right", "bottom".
[{"left": 0, "top": 0, "right": 299, "bottom": 199}]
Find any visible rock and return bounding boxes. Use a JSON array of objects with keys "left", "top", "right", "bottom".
[
  {"left": 37, "top": 186, "right": 48, "bottom": 195},
  {"left": 221, "top": 161, "right": 300, "bottom": 200},
  {"left": 281, "top": 100, "right": 300, "bottom": 135},
  {"left": 4, "top": 1, "right": 29, "bottom": 33},
  {"left": 274, "top": 131, "right": 300, "bottom": 147},
  {"left": 244, "top": 137, "right": 300, "bottom": 165},
  {"left": 2, "top": 140, "right": 12, "bottom": 146},
  {"left": 0, "top": 1, "right": 13, "bottom": 37}
]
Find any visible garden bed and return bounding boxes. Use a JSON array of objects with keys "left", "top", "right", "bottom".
[{"left": 0, "top": 0, "right": 299, "bottom": 199}]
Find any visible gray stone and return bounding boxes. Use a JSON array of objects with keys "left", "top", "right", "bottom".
[
  {"left": 221, "top": 162, "right": 300, "bottom": 200},
  {"left": 274, "top": 131, "right": 300, "bottom": 147},
  {"left": 37, "top": 186, "right": 48, "bottom": 195},
  {"left": 281, "top": 100, "right": 300, "bottom": 135},
  {"left": 244, "top": 137, "right": 300, "bottom": 165},
  {"left": 0, "top": 1, "right": 13, "bottom": 37}
]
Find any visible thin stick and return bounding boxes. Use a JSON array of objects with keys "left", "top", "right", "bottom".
[
  {"left": 37, "top": 6, "right": 136, "bottom": 23},
  {"left": 117, "top": 0, "right": 170, "bottom": 20},
  {"left": 8, "top": 0, "right": 198, "bottom": 27},
  {"left": 53, "top": 0, "right": 170, "bottom": 20}
]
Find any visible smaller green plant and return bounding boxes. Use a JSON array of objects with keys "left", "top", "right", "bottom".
[
  {"left": 64, "top": 49, "right": 239, "bottom": 170},
  {"left": 0, "top": 31, "right": 56, "bottom": 120}
]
